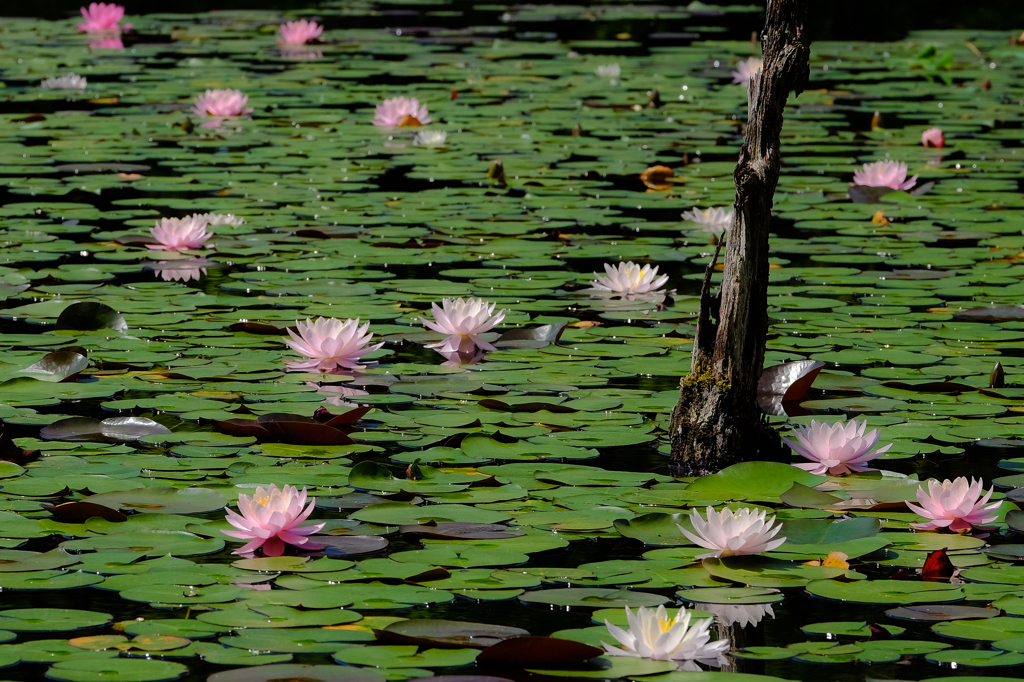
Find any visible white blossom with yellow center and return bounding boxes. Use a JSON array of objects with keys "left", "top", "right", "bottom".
[{"left": 602, "top": 605, "right": 729, "bottom": 671}]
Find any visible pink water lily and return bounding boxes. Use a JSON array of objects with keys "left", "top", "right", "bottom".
[
  {"left": 283, "top": 317, "right": 384, "bottom": 372},
  {"left": 782, "top": 419, "right": 891, "bottom": 476},
  {"left": 278, "top": 19, "right": 323, "bottom": 45},
  {"left": 922, "top": 127, "right": 945, "bottom": 148},
  {"left": 731, "top": 57, "right": 762, "bottom": 87},
  {"left": 679, "top": 507, "right": 786, "bottom": 560},
  {"left": 148, "top": 215, "right": 212, "bottom": 251},
  {"left": 373, "top": 97, "right": 431, "bottom": 127},
  {"left": 908, "top": 477, "right": 1001, "bottom": 533},
  {"left": 77, "top": 3, "right": 130, "bottom": 31},
  {"left": 223, "top": 484, "right": 324, "bottom": 556},
  {"left": 852, "top": 160, "right": 917, "bottom": 190},
  {"left": 421, "top": 297, "right": 505, "bottom": 354},
  {"left": 192, "top": 89, "right": 253, "bottom": 118}
]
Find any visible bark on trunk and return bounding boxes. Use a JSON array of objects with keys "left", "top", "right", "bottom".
[{"left": 670, "top": 0, "right": 811, "bottom": 475}]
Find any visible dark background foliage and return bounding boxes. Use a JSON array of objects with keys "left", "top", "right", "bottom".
[{"left": 9, "top": 0, "right": 1024, "bottom": 42}]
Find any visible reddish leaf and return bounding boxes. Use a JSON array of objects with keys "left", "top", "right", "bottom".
[
  {"left": 323, "top": 406, "right": 372, "bottom": 428},
  {"left": 49, "top": 501, "right": 126, "bottom": 523},
  {"left": 213, "top": 419, "right": 268, "bottom": 438},
  {"left": 477, "top": 636, "right": 602, "bottom": 666},
  {"left": 0, "top": 429, "right": 38, "bottom": 465},
  {"left": 215, "top": 410, "right": 363, "bottom": 444},
  {"left": 258, "top": 420, "right": 355, "bottom": 445},
  {"left": 228, "top": 322, "right": 288, "bottom": 335},
  {"left": 866, "top": 624, "right": 890, "bottom": 640},
  {"left": 922, "top": 548, "right": 955, "bottom": 582}
]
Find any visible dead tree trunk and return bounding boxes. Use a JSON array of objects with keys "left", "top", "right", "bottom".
[{"left": 670, "top": 0, "right": 810, "bottom": 475}]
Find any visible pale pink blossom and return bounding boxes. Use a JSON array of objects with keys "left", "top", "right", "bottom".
[
  {"left": 77, "top": 3, "right": 130, "bottom": 32},
  {"left": 283, "top": 317, "right": 383, "bottom": 372},
  {"left": 222, "top": 484, "right": 324, "bottom": 556},
  {"left": 731, "top": 58, "right": 762, "bottom": 87},
  {"left": 851, "top": 160, "right": 917, "bottom": 190},
  {"left": 420, "top": 297, "right": 505, "bottom": 354},
  {"left": 191, "top": 89, "right": 253, "bottom": 118},
  {"left": 782, "top": 419, "right": 891, "bottom": 476},
  {"left": 373, "top": 97, "right": 431, "bottom": 127},
  {"left": 602, "top": 605, "right": 728, "bottom": 672},
  {"left": 147, "top": 216, "right": 212, "bottom": 252},
  {"left": 591, "top": 261, "right": 669, "bottom": 296},
  {"left": 908, "top": 477, "right": 1001, "bottom": 533},
  {"left": 922, "top": 127, "right": 945, "bottom": 148},
  {"left": 278, "top": 19, "right": 323, "bottom": 45},
  {"left": 679, "top": 507, "right": 786, "bottom": 560}
]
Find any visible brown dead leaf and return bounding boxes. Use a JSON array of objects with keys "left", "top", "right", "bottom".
[{"left": 640, "top": 165, "right": 675, "bottom": 191}]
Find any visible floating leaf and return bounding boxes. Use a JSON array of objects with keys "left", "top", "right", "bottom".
[
  {"left": 82, "top": 488, "right": 227, "bottom": 515},
  {"left": 54, "top": 302, "right": 126, "bottom": 332},
  {"left": 19, "top": 349, "right": 89, "bottom": 382},
  {"left": 207, "top": 665, "right": 386, "bottom": 682},
  {"left": 40, "top": 417, "right": 171, "bottom": 442},
  {"left": 477, "top": 636, "right": 602, "bottom": 666}
]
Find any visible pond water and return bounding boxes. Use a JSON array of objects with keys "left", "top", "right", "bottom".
[{"left": 1, "top": 2, "right": 1024, "bottom": 682}]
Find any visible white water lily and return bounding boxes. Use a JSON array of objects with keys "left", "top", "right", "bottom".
[
  {"left": 603, "top": 605, "right": 729, "bottom": 672},
  {"left": 681, "top": 206, "right": 733, "bottom": 231},
  {"left": 590, "top": 261, "right": 669, "bottom": 296},
  {"left": 679, "top": 507, "right": 786, "bottom": 560},
  {"left": 41, "top": 73, "right": 88, "bottom": 90},
  {"left": 199, "top": 212, "right": 245, "bottom": 227},
  {"left": 596, "top": 63, "right": 621, "bottom": 79},
  {"left": 414, "top": 130, "right": 447, "bottom": 146}
]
